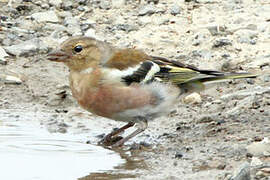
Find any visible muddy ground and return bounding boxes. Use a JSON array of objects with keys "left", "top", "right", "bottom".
[{"left": 0, "top": 0, "right": 270, "bottom": 179}]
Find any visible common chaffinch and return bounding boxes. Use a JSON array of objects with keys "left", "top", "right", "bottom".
[{"left": 47, "top": 36, "right": 256, "bottom": 147}]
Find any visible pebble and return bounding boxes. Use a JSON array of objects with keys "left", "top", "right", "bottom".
[
  {"left": 146, "top": 0, "right": 159, "bottom": 4},
  {"left": 246, "top": 137, "right": 270, "bottom": 157},
  {"left": 57, "top": 127, "right": 67, "bottom": 133},
  {"left": 255, "top": 169, "right": 270, "bottom": 179},
  {"left": 138, "top": 4, "right": 156, "bottom": 16},
  {"left": 31, "top": 11, "right": 59, "bottom": 23},
  {"left": 170, "top": 4, "right": 181, "bottom": 15},
  {"left": 48, "top": 0, "right": 62, "bottom": 7},
  {"left": 191, "top": 50, "right": 213, "bottom": 60},
  {"left": 99, "top": 0, "right": 112, "bottom": 10},
  {"left": 64, "top": 16, "right": 82, "bottom": 35},
  {"left": 234, "top": 29, "right": 258, "bottom": 44},
  {"left": 0, "top": 46, "right": 8, "bottom": 65},
  {"left": 112, "top": 0, "right": 125, "bottom": 8},
  {"left": 250, "top": 157, "right": 263, "bottom": 166},
  {"left": 183, "top": 92, "right": 202, "bottom": 104},
  {"left": 4, "top": 38, "right": 46, "bottom": 57},
  {"left": 78, "top": 0, "right": 88, "bottom": 5},
  {"left": 212, "top": 38, "right": 232, "bottom": 48},
  {"left": 60, "top": 1, "right": 73, "bottom": 11},
  {"left": 261, "top": 167, "right": 270, "bottom": 174},
  {"left": 198, "top": 115, "right": 216, "bottom": 123},
  {"left": 85, "top": 28, "right": 97, "bottom": 38},
  {"left": 206, "top": 25, "right": 226, "bottom": 36},
  {"left": 0, "top": 75, "right": 22, "bottom": 84},
  {"left": 175, "top": 151, "right": 183, "bottom": 159},
  {"left": 230, "top": 162, "right": 251, "bottom": 180},
  {"left": 263, "top": 75, "right": 270, "bottom": 83},
  {"left": 114, "top": 24, "right": 137, "bottom": 32}
]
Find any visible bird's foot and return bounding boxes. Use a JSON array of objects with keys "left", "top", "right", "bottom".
[{"left": 98, "top": 134, "right": 123, "bottom": 146}]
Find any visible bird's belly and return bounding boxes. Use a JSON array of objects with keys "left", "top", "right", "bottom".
[{"left": 75, "top": 85, "right": 154, "bottom": 121}]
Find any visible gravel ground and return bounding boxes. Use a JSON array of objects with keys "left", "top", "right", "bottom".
[{"left": 0, "top": 0, "right": 270, "bottom": 179}]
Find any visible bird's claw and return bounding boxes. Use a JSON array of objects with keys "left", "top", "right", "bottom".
[{"left": 98, "top": 135, "right": 123, "bottom": 146}]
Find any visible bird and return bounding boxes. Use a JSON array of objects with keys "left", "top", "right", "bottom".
[{"left": 47, "top": 36, "right": 256, "bottom": 147}]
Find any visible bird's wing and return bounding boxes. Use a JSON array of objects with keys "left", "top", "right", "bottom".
[
  {"left": 151, "top": 56, "right": 256, "bottom": 92},
  {"left": 105, "top": 51, "right": 256, "bottom": 91},
  {"left": 121, "top": 60, "right": 160, "bottom": 85}
]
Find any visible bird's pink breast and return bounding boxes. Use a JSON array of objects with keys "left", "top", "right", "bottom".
[{"left": 75, "top": 85, "right": 155, "bottom": 120}]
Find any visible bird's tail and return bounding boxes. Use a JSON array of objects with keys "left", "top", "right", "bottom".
[
  {"left": 176, "top": 72, "right": 256, "bottom": 93},
  {"left": 152, "top": 56, "right": 257, "bottom": 93}
]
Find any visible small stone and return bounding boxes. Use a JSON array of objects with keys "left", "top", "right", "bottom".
[
  {"left": 85, "top": 29, "right": 97, "bottom": 38},
  {"left": 99, "top": 0, "right": 112, "bottom": 10},
  {"left": 183, "top": 92, "right": 202, "bottom": 104},
  {"left": 250, "top": 157, "right": 263, "bottom": 166},
  {"left": 58, "top": 122, "right": 69, "bottom": 128},
  {"left": 146, "top": 0, "right": 159, "bottom": 4},
  {"left": 115, "top": 24, "right": 137, "bottom": 32},
  {"left": 191, "top": 50, "right": 213, "bottom": 60},
  {"left": 197, "top": 115, "right": 215, "bottom": 123},
  {"left": 234, "top": 29, "right": 258, "bottom": 44},
  {"left": 0, "top": 46, "right": 8, "bottom": 65},
  {"left": 78, "top": 0, "right": 87, "bottom": 5},
  {"left": 246, "top": 137, "right": 270, "bottom": 157},
  {"left": 48, "top": 0, "right": 62, "bottom": 7},
  {"left": 209, "top": 160, "right": 226, "bottom": 170},
  {"left": 263, "top": 75, "right": 270, "bottom": 82},
  {"left": 213, "top": 38, "right": 232, "bottom": 48},
  {"left": 31, "top": 11, "right": 59, "bottom": 23},
  {"left": 247, "top": 57, "right": 270, "bottom": 68},
  {"left": 64, "top": 16, "right": 82, "bottom": 35},
  {"left": 207, "top": 25, "right": 226, "bottom": 36},
  {"left": 57, "top": 127, "right": 67, "bottom": 133},
  {"left": 60, "top": 1, "right": 73, "bottom": 10},
  {"left": 138, "top": 4, "right": 156, "bottom": 16},
  {"left": 255, "top": 170, "right": 269, "bottom": 179},
  {"left": 112, "top": 0, "right": 125, "bottom": 8},
  {"left": 175, "top": 151, "right": 183, "bottom": 159},
  {"left": 0, "top": 74, "right": 22, "bottom": 84},
  {"left": 261, "top": 168, "right": 270, "bottom": 173},
  {"left": 77, "top": 6, "right": 85, "bottom": 11},
  {"left": 231, "top": 162, "right": 251, "bottom": 180},
  {"left": 139, "top": 141, "right": 151, "bottom": 148},
  {"left": 41, "top": 3, "right": 49, "bottom": 9},
  {"left": 170, "top": 4, "right": 181, "bottom": 15},
  {"left": 185, "top": 0, "right": 199, "bottom": 2},
  {"left": 4, "top": 38, "right": 46, "bottom": 57}
]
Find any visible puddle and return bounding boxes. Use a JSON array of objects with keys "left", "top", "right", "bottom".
[{"left": 0, "top": 110, "right": 144, "bottom": 180}]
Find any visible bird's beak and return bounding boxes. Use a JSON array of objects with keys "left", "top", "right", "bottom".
[{"left": 47, "top": 50, "right": 70, "bottom": 62}]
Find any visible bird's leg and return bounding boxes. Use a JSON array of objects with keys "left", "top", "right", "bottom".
[
  {"left": 112, "top": 119, "right": 148, "bottom": 147},
  {"left": 99, "top": 122, "right": 135, "bottom": 146}
]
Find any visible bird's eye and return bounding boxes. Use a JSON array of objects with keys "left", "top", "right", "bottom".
[{"left": 74, "top": 45, "right": 83, "bottom": 53}]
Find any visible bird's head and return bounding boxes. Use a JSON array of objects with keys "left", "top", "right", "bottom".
[{"left": 48, "top": 36, "right": 113, "bottom": 72}]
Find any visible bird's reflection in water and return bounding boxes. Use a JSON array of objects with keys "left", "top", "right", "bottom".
[{"left": 80, "top": 146, "right": 149, "bottom": 180}]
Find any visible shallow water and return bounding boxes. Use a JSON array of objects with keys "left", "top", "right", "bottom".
[{"left": 0, "top": 110, "right": 141, "bottom": 180}]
